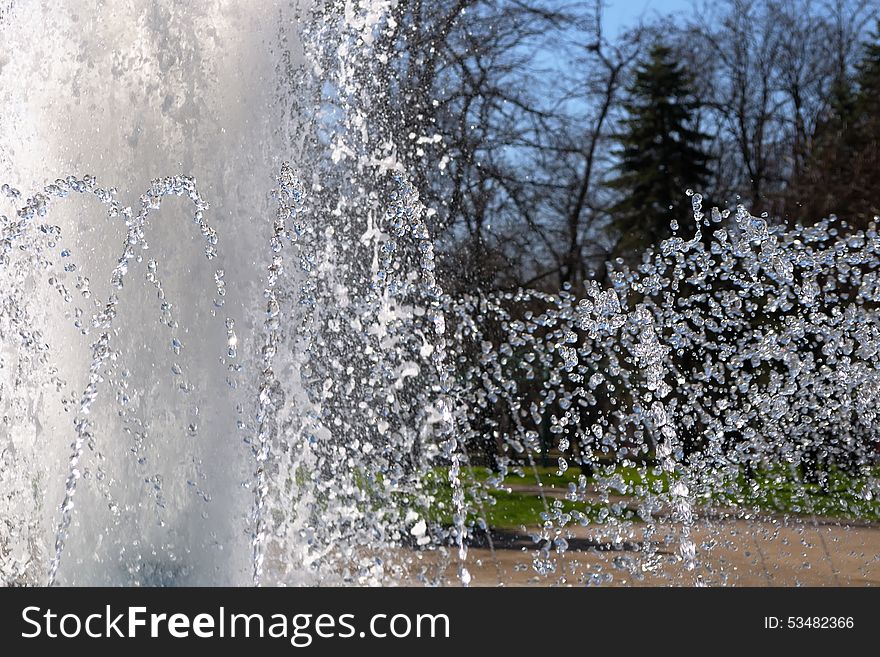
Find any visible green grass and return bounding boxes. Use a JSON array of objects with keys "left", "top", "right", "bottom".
[
  {"left": 470, "top": 463, "right": 670, "bottom": 497},
  {"left": 422, "top": 464, "right": 648, "bottom": 530},
  {"left": 477, "top": 490, "right": 638, "bottom": 528},
  {"left": 423, "top": 462, "right": 879, "bottom": 530},
  {"left": 709, "top": 465, "right": 880, "bottom": 522},
  {"left": 421, "top": 484, "right": 637, "bottom": 530}
]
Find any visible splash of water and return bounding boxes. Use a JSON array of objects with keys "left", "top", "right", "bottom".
[{"left": 2, "top": 1, "right": 879, "bottom": 588}]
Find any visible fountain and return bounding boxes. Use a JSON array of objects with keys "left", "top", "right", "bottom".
[
  {"left": 0, "top": 0, "right": 297, "bottom": 586},
  {"left": 1, "top": 1, "right": 878, "bottom": 587}
]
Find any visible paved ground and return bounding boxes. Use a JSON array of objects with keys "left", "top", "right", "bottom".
[{"left": 405, "top": 517, "right": 880, "bottom": 586}]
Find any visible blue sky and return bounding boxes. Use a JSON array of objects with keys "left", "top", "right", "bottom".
[{"left": 603, "top": 0, "right": 693, "bottom": 36}]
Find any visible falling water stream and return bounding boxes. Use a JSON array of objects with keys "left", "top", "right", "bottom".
[{"left": 1, "top": 1, "right": 879, "bottom": 587}]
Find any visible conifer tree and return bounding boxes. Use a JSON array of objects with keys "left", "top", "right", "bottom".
[{"left": 609, "top": 44, "right": 710, "bottom": 260}]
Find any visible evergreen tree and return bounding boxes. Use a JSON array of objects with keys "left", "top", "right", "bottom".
[
  {"left": 856, "top": 22, "right": 880, "bottom": 115},
  {"left": 608, "top": 44, "right": 711, "bottom": 260}
]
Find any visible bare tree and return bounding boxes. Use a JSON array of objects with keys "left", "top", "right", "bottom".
[
  {"left": 686, "top": 0, "right": 877, "bottom": 214},
  {"left": 341, "top": 0, "right": 573, "bottom": 293},
  {"left": 538, "top": 3, "right": 645, "bottom": 292}
]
